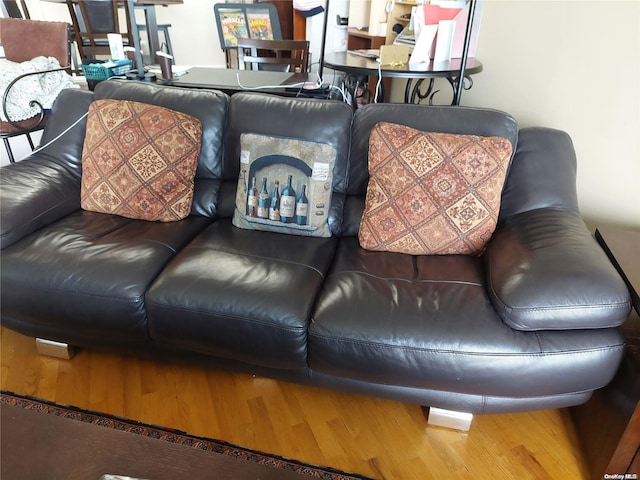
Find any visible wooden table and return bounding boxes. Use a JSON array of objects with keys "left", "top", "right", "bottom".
[
  {"left": 571, "top": 227, "right": 640, "bottom": 480},
  {"left": 168, "top": 67, "right": 311, "bottom": 97}
]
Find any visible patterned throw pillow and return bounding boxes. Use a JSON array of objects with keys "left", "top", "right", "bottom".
[
  {"left": 358, "top": 122, "right": 513, "bottom": 255},
  {"left": 232, "top": 133, "right": 337, "bottom": 237},
  {"left": 81, "top": 99, "right": 202, "bottom": 222}
]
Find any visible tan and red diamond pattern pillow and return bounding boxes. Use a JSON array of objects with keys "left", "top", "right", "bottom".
[
  {"left": 81, "top": 99, "right": 202, "bottom": 222},
  {"left": 358, "top": 122, "right": 513, "bottom": 255}
]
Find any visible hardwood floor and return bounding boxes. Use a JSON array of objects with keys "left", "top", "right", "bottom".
[{"left": 1, "top": 326, "right": 591, "bottom": 479}]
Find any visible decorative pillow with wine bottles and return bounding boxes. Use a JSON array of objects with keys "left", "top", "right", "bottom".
[{"left": 232, "top": 133, "right": 337, "bottom": 237}]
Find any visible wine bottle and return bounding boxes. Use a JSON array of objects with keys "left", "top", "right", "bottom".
[
  {"left": 280, "top": 175, "right": 296, "bottom": 223},
  {"left": 295, "top": 184, "right": 308, "bottom": 225},
  {"left": 269, "top": 180, "right": 280, "bottom": 221},
  {"left": 257, "top": 177, "right": 269, "bottom": 219},
  {"left": 246, "top": 176, "right": 258, "bottom": 217}
]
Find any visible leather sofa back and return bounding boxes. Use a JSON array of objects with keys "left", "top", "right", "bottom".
[{"left": 43, "top": 83, "right": 539, "bottom": 235}]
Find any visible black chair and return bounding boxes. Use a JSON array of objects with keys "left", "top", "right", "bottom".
[
  {"left": 65, "top": 0, "right": 174, "bottom": 68},
  {"left": 236, "top": 38, "right": 310, "bottom": 73},
  {"left": 136, "top": 22, "right": 175, "bottom": 62},
  {"left": 65, "top": 0, "right": 134, "bottom": 61}
]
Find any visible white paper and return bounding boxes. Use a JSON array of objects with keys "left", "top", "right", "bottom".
[
  {"left": 107, "top": 33, "right": 125, "bottom": 60},
  {"left": 312, "top": 162, "right": 331, "bottom": 181},
  {"left": 409, "top": 24, "right": 438, "bottom": 66},
  {"left": 410, "top": 6, "right": 424, "bottom": 33},
  {"left": 433, "top": 19, "right": 456, "bottom": 62}
]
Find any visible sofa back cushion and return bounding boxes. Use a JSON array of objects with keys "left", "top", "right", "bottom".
[
  {"left": 93, "top": 80, "right": 229, "bottom": 218},
  {"left": 344, "top": 103, "right": 518, "bottom": 236},
  {"left": 221, "top": 92, "right": 353, "bottom": 235}
]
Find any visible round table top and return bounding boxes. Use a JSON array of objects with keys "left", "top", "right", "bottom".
[{"left": 323, "top": 52, "right": 483, "bottom": 79}]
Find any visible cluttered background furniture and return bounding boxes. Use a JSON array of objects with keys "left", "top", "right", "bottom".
[
  {"left": 321, "top": 0, "right": 482, "bottom": 107},
  {"left": 65, "top": 0, "right": 134, "bottom": 61},
  {"left": 169, "top": 67, "right": 308, "bottom": 97},
  {"left": 0, "top": 17, "right": 74, "bottom": 163},
  {"left": 214, "top": 2, "right": 284, "bottom": 69},
  {"left": 0, "top": 80, "right": 631, "bottom": 432},
  {"left": 324, "top": 51, "right": 482, "bottom": 107},
  {"left": 44, "top": 0, "right": 177, "bottom": 70}
]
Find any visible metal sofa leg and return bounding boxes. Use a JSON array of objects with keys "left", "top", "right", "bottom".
[
  {"left": 35, "top": 338, "right": 75, "bottom": 359},
  {"left": 427, "top": 407, "right": 474, "bottom": 431}
]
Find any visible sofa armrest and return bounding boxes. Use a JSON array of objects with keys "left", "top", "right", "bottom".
[
  {"left": 0, "top": 89, "right": 93, "bottom": 250},
  {"left": 485, "top": 208, "right": 631, "bottom": 330},
  {"left": 0, "top": 158, "right": 81, "bottom": 249}
]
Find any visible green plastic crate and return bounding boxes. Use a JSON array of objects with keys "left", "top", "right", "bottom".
[{"left": 81, "top": 59, "right": 133, "bottom": 81}]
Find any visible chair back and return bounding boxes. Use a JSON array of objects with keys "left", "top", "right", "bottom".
[
  {"left": 236, "top": 39, "right": 310, "bottom": 73},
  {"left": 65, "top": 0, "right": 134, "bottom": 60},
  {"left": 1, "top": 0, "right": 30, "bottom": 19},
  {"left": 0, "top": 18, "right": 70, "bottom": 66}
]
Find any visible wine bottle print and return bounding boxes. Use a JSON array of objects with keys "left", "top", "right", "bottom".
[
  {"left": 269, "top": 180, "right": 280, "bottom": 221},
  {"left": 295, "top": 184, "right": 308, "bottom": 225},
  {"left": 280, "top": 175, "right": 296, "bottom": 223},
  {"left": 257, "top": 177, "right": 269, "bottom": 219},
  {"left": 246, "top": 176, "right": 258, "bottom": 217}
]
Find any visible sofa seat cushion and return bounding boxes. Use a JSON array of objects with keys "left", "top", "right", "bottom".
[
  {"left": 0, "top": 211, "right": 210, "bottom": 343},
  {"left": 308, "top": 238, "right": 625, "bottom": 398},
  {"left": 146, "top": 219, "right": 337, "bottom": 370}
]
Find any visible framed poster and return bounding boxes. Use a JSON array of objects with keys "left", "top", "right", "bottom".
[
  {"left": 247, "top": 8, "right": 275, "bottom": 40},
  {"left": 214, "top": 3, "right": 282, "bottom": 49},
  {"left": 217, "top": 7, "right": 249, "bottom": 47}
]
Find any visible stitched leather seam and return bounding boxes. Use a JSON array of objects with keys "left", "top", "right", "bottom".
[
  {"left": 4, "top": 285, "right": 144, "bottom": 303},
  {"left": 147, "top": 302, "right": 307, "bottom": 333},
  {"left": 500, "top": 302, "right": 630, "bottom": 312},
  {"left": 326, "top": 270, "right": 483, "bottom": 286},
  {"left": 309, "top": 334, "right": 624, "bottom": 355},
  {"left": 187, "top": 245, "right": 326, "bottom": 278},
  {"left": 0, "top": 202, "right": 75, "bottom": 243}
]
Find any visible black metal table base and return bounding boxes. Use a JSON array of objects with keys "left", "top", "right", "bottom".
[
  {"left": 405, "top": 75, "right": 474, "bottom": 105},
  {"left": 339, "top": 72, "right": 475, "bottom": 108}
]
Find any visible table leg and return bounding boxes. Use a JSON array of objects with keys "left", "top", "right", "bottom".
[
  {"left": 142, "top": 5, "right": 161, "bottom": 59},
  {"left": 125, "top": 0, "right": 155, "bottom": 82},
  {"left": 405, "top": 78, "right": 437, "bottom": 105},
  {"left": 447, "top": 75, "right": 474, "bottom": 106},
  {"left": 342, "top": 74, "right": 373, "bottom": 109}
]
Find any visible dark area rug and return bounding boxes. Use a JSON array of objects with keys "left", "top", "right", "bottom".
[{"left": 1, "top": 391, "right": 373, "bottom": 480}]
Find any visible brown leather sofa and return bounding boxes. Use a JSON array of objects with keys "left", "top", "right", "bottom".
[{"left": 0, "top": 80, "right": 631, "bottom": 427}]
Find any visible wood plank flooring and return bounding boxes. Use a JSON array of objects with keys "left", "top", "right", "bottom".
[{"left": 0, "top": 327, "right": 592, "bottom": 479}]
